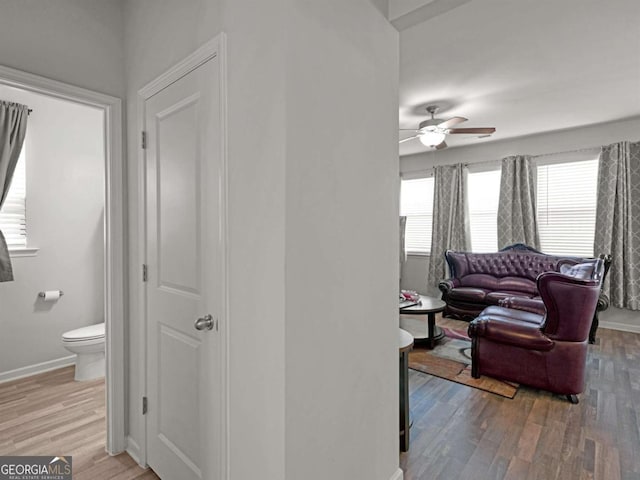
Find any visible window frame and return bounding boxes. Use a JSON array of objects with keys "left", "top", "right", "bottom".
[
  {"left": 0, "top": 140, "right": 38, "bottom": 257},
  {"left": 535, "top": 150, "right": 600, "bottom": 258},
  {"left": 0, "top": 142, "right": 27, "bottom": 256},
  {"left": 466, "top": 163, "right": 501, "bottom": 253},
  {"left": 400, "top": 173, "right": 435, "bottom": 256}
]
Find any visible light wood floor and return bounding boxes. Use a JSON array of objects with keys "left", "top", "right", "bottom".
[
  {"left": 0, "top": 366, "right": 158, "bottom": 480},
  {"left": 401, "top": 319, "right": 640, "bottom": 480}
]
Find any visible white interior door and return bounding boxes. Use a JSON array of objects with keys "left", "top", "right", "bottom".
[{"left": 145, "top": 54, "right": 224, "bottom": 480}]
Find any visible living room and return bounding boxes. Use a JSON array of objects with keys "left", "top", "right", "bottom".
[{"left": 395, "top": 1, "right": 639, "bottom": 478}]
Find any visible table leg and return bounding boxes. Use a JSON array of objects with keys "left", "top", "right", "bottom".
[
  {"left": 428, "top": 312, "right": 435, "bottom": 349},
  {"left": 399, "top": 351, "right": 409, "bottom": 452}
]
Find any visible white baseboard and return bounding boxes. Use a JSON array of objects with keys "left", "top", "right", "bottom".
[
  {"left": 126, "top": 437, "right": 145, "bottom": 467},
  {"left": 599, "top": 321, "right": 640, "bottom": 335},
  {"left": 390, "top": 468, "right": 404, "bottom": 480},
  {"left": 0, "top": 355, "right": 76, "bottom": 384}
]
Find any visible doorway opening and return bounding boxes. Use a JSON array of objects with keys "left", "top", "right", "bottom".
[{"left": 0, "top": 65, "right": 125, "bottom": 455}]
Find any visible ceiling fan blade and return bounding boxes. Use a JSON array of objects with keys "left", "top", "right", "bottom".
[
  {"left": 399, "top": 135, "right": 418, "bottom": 144},
  {"left": 435, "top": 140, "right": 447, "bottom": 150},
  {"left": 437, "top": 117, "right": 467, "bottom": 129},
  {"left": 448, "top": 127, "right": 496, "bottom": 135}
]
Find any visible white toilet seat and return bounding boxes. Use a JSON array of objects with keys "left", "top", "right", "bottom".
[
  {"left": 62, "top": 336, "right": 104, "bottom": 349},
  {"left": 62, "top": 323, "right": 105, "bottom": 342}
]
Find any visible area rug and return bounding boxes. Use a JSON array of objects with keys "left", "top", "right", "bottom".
[{"left": 408, "top": 327, "right": 519, "bottom": 399}]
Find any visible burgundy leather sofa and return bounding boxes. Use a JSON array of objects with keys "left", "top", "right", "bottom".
[
  {"left": 467, "top": 259, "right": 604, "bottom": 403},
  {"left": 438, "top": 244, "right": 611, "bottom": 343},
  {"left": 438, "top": 244, "right": 582, "bottom": 320}
]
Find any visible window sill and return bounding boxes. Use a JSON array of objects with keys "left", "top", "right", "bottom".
[
  {"left": 406, "top": 252, "right": 430, "bottom": 258},
  {"left": 9, "top": 247, "right": 39, "bottom": 258}
]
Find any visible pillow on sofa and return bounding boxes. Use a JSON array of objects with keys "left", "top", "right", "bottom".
[{"left": 559, "top": 261, "right": 597, "bottom": 281}]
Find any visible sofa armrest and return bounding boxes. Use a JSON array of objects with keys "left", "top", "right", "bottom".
[
  {"left": 499, "top": 297, "right": 546, "bottom": 315},
  {"left": 468, "top": 317, "right": 555, "bottom": 351},
  {"left": 597, "top": 293, "right": 610, "bottom": 312},
  {"left": 438, "top": 278, "right": 460, "bottom": 294}
]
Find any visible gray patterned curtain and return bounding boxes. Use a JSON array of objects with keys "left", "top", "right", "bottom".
[
  {"left": 594, "top": 141, "right": 640, "bottom": 310},
  {"left": 497, "top": 155, "right": 540, "bottom": 249},
  {"left": 0, "top": 101, "right": 29, "bottom": 282},
  {"left": 427, "top": 164, "right": 470, "bottom": 289}
]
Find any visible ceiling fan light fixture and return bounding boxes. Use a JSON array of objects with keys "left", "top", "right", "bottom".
[{"left": 418, "top": 131, "right": 446, "bottom": 147}]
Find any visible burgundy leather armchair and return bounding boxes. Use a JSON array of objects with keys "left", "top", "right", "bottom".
[{"left": 467, "top": 259, "right": 604, "bottom": 403}]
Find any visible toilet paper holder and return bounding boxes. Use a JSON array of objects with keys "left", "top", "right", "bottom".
[{"left": 38, "top": 290, "right": 64, "bottom": 298}]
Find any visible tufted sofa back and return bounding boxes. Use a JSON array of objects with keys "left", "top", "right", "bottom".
[{"left": 445, "top": 250, "right": 573, "bottom": 295}]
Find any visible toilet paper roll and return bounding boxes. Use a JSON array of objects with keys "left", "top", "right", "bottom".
[{"left": 42, "top": 290, "right": 62, "bottom": 301}]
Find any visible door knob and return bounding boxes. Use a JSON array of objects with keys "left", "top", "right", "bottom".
[{"left": 194, "top": 314, "right": 214, "bottom": 331}]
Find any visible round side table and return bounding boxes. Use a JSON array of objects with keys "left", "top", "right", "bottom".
[{"left": 399, "top": 295, "right": 446, "bottom": 349}]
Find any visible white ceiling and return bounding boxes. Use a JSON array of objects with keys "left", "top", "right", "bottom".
[{"left": 397, "top": 0, "right": 640, "bottom": 156}]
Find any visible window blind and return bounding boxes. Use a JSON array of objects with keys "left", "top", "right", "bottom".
[
  {"left": 468, "top": 169, "right": 501, "bottom": 253},
  {"left": 0, "top": 146, "right": 26, "bottom": 248},
  {"left": 536, "top": 158, "right": 599, "bottom": 257},
  {"left": 400, "top": 177, "right": 434, "bottom": 254}
]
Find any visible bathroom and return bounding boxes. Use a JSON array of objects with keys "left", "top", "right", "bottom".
[{"left": 0, "top": 85, "right": 106, "bottom": 384}]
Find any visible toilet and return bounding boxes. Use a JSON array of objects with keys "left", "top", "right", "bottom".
[{"left": 61, "top": 322, "right": 105, "bottom": 381}]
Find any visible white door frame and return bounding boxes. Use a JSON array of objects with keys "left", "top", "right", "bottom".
[
  {"left": 136, "top": 34, "right": 228, "bottom": 474},
  {"left": 0, "top": 65, "right": 126, "bottom": 454}
]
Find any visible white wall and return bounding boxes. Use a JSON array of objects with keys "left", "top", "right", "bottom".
[
  {"left": 0, "top": 0, "right": 125, "bottom": 98},
  {"left": 400, "top": 116, "right": 640, "bottom": 327},
  {"left": 124, "top": 0, "right": 289, "bottom": 475},
  {"left": 124, "top": 1, "right": 400, "bottom": 478},
  {"left": 369, "top": 0, "right": 389, "bottom": 17},
  {"left": 0, "top": 85, "right": 105, "bottom": 375},
  {"left": 285, "top": 2, "right": 399, "bottom": 479}
]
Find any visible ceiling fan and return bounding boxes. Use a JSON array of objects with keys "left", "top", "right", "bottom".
[{"left": 399, "top": 105, "right": 496, "bottom": 150}]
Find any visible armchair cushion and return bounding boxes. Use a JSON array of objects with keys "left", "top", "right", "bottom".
[
  {"left": 498, "top": 296, "right": 546, "bottom": 315},
  {"left": 485, "top": 290, "right": 534, "bottom": 305},
  {"left": 477, "top": 305, "right": 545, "bottom": 326},
  {"left": 469, "top": 314, "right": 554, "bottom": 351}
]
